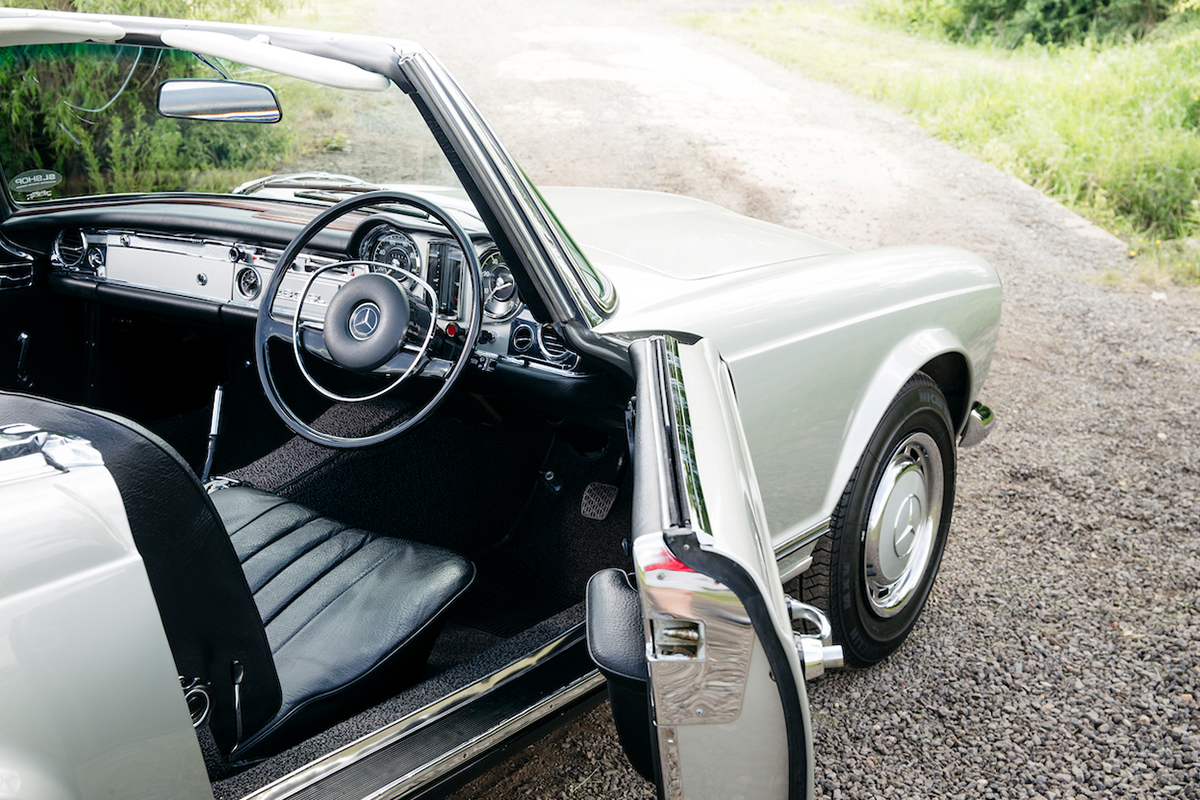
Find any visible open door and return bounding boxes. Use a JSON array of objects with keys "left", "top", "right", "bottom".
[{"left": 587, "top": 335, "right": 839, "bottom": 800}]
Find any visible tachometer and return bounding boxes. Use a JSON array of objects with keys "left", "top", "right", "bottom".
[{"left": 480, "top": 249, "right": 521, "bottom": 320}]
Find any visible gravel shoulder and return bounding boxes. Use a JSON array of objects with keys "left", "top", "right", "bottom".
[{"left": 298, "top": 0, "right": 1200, "bottom": 796}]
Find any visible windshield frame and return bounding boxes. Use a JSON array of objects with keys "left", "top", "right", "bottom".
[{"left": 0, "top": 10, "right": 620, "bottom": 339}]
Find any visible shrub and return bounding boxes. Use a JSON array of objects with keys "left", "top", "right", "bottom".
[
  {"left": 0, "top": 0, "right": 294, "bottom": 199},
  {"left": 1, "top": 0, "right": 285, "bottom": 23},
  {"left": 865, "top": 0, "right": 1177, "bottom": 44},
  {"left": 0, "top": 44, "right": 291, "bottom": 199}
]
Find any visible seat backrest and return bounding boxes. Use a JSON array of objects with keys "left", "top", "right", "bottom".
[{"left": 0, "top": 391, "right": 281, "bottom": 755}]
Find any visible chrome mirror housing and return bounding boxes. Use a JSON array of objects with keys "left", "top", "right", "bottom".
[{"left": 157, "top": 79, "right": 281, "bottom": 123}]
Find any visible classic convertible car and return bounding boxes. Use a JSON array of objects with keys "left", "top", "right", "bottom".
[{"left": 0, "top": 9, "right": 1000, "bottom": 800}]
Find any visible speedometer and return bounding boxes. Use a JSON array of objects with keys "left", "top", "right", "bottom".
[
  {"left": 480, "top": 249, "right": 521, "bottom": 320},
  {"left": 360, "top": 227, "right": 421, "bottom": 284}
]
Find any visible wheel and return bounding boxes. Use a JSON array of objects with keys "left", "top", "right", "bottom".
[
  {"left": 802, "top": 372, "right": 956, "bottom": 667},
  {"left": 254, "top": 191, "right": 482, "bottom": 448}
]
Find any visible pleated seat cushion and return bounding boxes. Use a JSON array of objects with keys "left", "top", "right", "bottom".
[{"left": 210, "top": 485, "right": 474, "bottom": 760}]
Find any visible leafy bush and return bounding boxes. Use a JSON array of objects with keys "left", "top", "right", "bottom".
[
  {"left": 0, "top": 44, "right": 290, "bottom": 200},
  {"left": 864, "top": 0, "right": 1176, "bottom": 44},
  {"left": 690, "top": 4, "right": 1200, "bottom": 281},
  {"left": 0, "top": 0, "right": 295, "bottom": 199},
  {"left": 1, "top": 0, "right": 285, "bottom": 23}
]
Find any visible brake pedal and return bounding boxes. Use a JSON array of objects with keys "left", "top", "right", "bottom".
[{"left": 581, "top": 482, "right": 618, "bottom": 521}]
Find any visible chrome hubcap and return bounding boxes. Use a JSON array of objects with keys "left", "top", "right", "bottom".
[{"left": 863, "top": 432, "right": 943, "bottom": 618}]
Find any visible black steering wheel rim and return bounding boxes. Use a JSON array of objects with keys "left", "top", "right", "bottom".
[{"left": 254, "top": 190, "right": 483, "bottom": 449}]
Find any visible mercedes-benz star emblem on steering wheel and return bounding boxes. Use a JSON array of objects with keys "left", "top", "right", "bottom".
[{"left": 349, "top": 302, "right": 381, "bottom": 341}]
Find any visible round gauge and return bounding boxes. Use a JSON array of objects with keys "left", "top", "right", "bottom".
[
  {"left": 236, "top": 267, "right": 261, "bottom": 300},
  {"left": 480, "top": 250, "right": 522, "bottom": 320},
  {"left": 362, "top": 227, "right": 421, "bottom": 284}
]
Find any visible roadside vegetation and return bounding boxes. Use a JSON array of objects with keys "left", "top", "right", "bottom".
[
  {"left": 686, "top": 1, "right": 1200, "bottom": 284},
  {"left": 0, "top": 0, "right": 295, "bottom": 198}
]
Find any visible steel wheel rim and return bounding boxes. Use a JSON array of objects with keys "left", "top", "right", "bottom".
[{"left": 862, "top": 431, "right": 943, "bottom": 618}]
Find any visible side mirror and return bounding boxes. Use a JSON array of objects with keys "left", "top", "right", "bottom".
[{"left": 157, "top": 79, "right": 281, "bottom": 123}]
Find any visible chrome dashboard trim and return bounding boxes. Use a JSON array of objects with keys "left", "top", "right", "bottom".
[{"left": 495, "top": 354, "right": 592, "bottom": 378}]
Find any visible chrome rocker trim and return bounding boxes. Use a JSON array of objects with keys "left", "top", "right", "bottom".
[
  {"left": 774, "top": 518, "right": 831, "bottom": 582},
  {"left": 247, "top": 625, "right": 603, "bottom": 800}
]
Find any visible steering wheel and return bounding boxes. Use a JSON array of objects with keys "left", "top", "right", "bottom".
[{"left": 254, "top": 191, "right": 482, "bottom": 448}]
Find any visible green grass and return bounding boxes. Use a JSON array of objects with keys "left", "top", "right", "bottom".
[{"left": 684, "top": 3, "right": 1200, "bottom": 284}]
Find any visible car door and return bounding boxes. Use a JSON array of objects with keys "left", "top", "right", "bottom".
[{"left": 587, "top": 334, "right": 822, "bottom": 800}]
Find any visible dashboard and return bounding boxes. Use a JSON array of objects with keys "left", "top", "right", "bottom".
[{"left": 46, "top": 214, "right": 584, "bottom": 375}]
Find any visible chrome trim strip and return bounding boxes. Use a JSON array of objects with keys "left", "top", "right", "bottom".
[
  {"left": 778, "top": 554, "right": 813, "bottom": 583},
  {"left": 661, "top": 336, "right": 710, "bottom": 536},
  {"left": 365, "top": 671, "right": 604, "bottom": 800},
  {"left": 495, "top": 354, "right": 593, "bottom": 378},
  {"left": 959, "top": 402, "right": 995, "bottom": 448},
  {"left": 774, "top": 519, "right": 831, "bottom": 559},
  {"left": 245, "top": 627, "right": 589, "bottom": 800},
  {"left": 775, "top": 519, "right": 829, "bottom": 581}
]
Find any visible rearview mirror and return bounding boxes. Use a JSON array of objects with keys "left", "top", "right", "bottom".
[{"left": 157, "top": 79, "right": 281, "bottom": 123}]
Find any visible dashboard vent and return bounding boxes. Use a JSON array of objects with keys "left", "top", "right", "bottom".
[
  {"left": 511, "top": 323, "right": 534, "bottom": 353},
  {"left": 539, "top": 324, "right": 569, "bottom": 362},
  {"left": 53, "top": 230, "right": 86, "bottom": 269}
]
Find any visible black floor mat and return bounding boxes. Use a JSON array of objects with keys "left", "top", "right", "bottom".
[
  {"left": 502, "top": 435, "right": 634, "bottom": 601},
  {"left": 256, "top": 412, "right": 555, "bottom": 556},
  {"left": 424, "top": 623, "right": 505, "bottom": 675},
  {"left": 452, "top": 551, "right": 576, "bottom": 638}
]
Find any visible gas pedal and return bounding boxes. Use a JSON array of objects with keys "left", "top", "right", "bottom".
[{"left": 580, "top": 482, "right": 618, "bottom": 521}]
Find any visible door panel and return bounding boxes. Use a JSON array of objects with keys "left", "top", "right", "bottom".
[{"left": 597, "top": 334, "right": 813, "bottom": 800}]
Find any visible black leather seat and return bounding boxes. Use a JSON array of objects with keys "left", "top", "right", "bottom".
[{"left": 0, "top": 391, "right": 474, "bottom": 762}]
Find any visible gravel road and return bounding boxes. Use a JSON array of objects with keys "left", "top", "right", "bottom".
[{"left": 306, "top": 0, "right": 1200, "bottom": 795}]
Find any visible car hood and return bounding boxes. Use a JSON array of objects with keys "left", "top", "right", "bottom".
[{"left": 540, "top": 186, "right": 848, "bottom": 281}]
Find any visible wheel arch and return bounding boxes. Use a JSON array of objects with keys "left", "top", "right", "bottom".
[
  {"left": 918, "top": 350, "right": 972, "bottom": 436},
  {"left": 822, "top": 327, "right": 969, "bottom": 516}
]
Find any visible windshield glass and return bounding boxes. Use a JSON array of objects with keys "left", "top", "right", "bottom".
[{"left": 0, "top": 42, "right": 460, "bottom": 204}]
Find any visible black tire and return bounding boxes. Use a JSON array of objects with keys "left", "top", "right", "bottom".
[{"left": 801, "top": 372, "right": 956, "bottom": 667}]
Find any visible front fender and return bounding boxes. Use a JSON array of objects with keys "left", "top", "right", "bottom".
[
  {"left": 825, "top": 328, "right": 974, "bottom": 515},
  {"left": 597, "top": 236, "right": 1001, "bottom": 559}
]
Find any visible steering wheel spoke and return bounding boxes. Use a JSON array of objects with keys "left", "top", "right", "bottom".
[
  {"left": 254, "top": 191, "right": 482, "bottom": 448},
  {"left": 260, "top": 314, "right": 295, "bottom": 342}
]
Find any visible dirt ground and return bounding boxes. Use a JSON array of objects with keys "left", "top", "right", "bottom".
[{"left": 294, "top": 0, "right": 1200, "bottom": 796}]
